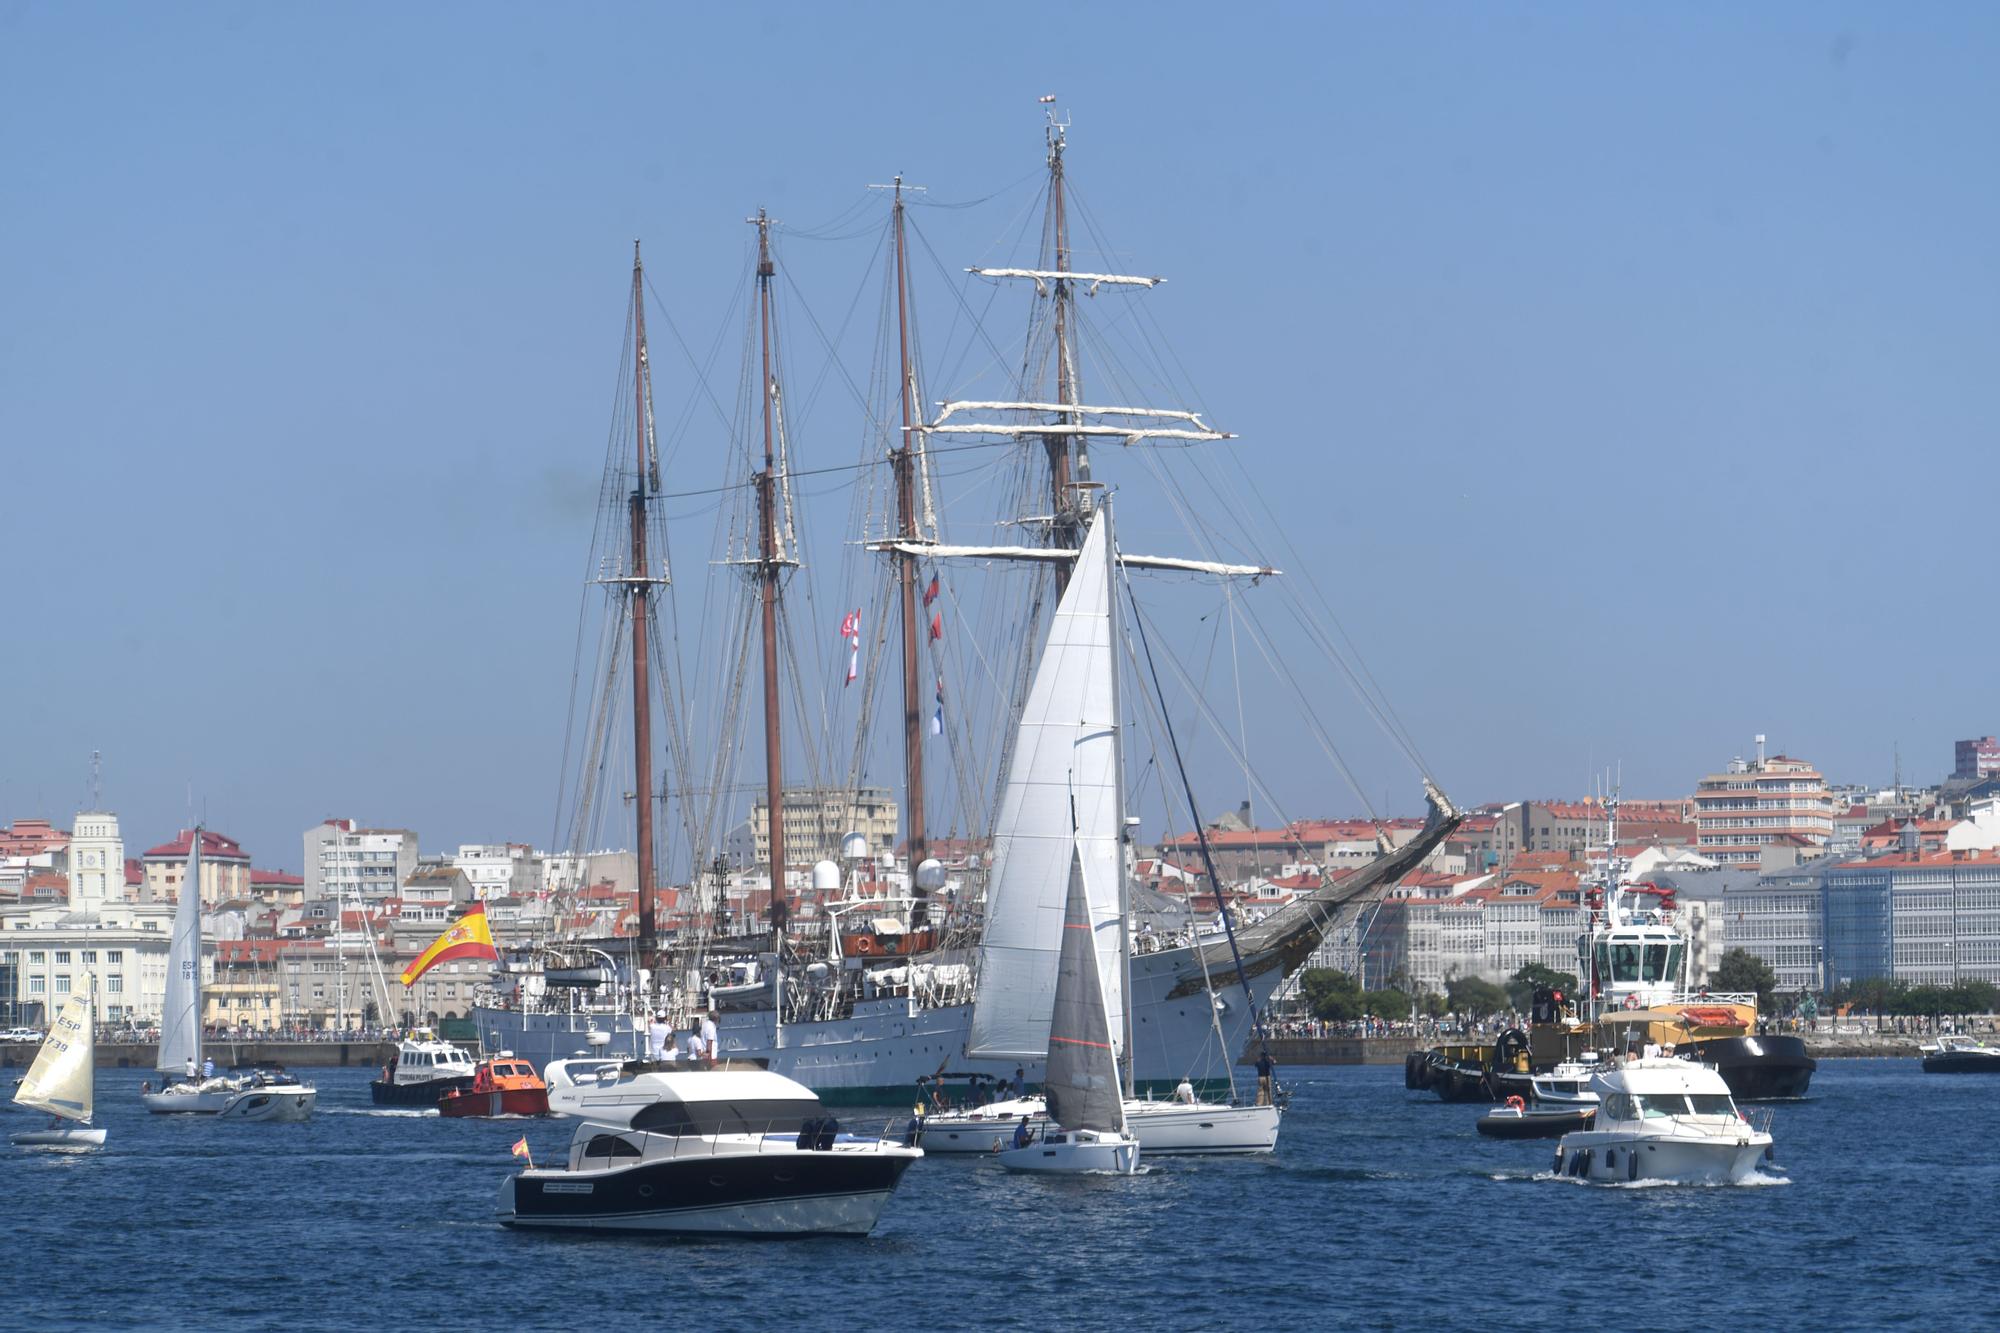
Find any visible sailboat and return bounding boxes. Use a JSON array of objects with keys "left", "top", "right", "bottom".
[
  {"left": 140, "top": 828, "right": 317, "bottom": 1121},
  {"left": 11, "top": 972, "right": 107, "bottom": 1149},
  {"left": 996, "top": 845, "right": 1139, "bottom": 1175}
]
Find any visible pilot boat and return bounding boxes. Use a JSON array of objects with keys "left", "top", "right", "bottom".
[
  {"left": 370, "top": 1033, "right": 477, "bottom": 1107},
  {"left": 496, "top": 1067, "right": 921, "bottom": 1235},
  {"left": 438, "top": 1055, "right": 551, "bottom": 1117},
  {"left": 1552, "top": 1057, "right": 1775, "bottom": 1185}
]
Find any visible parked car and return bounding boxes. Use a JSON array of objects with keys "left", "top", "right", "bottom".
[{"left": 0, "top": 1027, "right": 43, "bottom": 1043}]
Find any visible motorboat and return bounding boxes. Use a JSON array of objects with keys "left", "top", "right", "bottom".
[
  {"left": 921, "top": 1093, "right": 1278, "bottom": 1155},
  {"left": 1921, "top": 1034, "right": 2000, "bottom": 1073},
  {"left": 542, "top": 1055, "right": 770, "bottom": 1120},
  {"left": 994, "top": 839, "right": 1141, "bottom": 1176},
  {"left": 495, "top": 1067, "right": 921, "bottom": 1235},
  {"left": 370, "top": 1033, "right": 477, "bottom": 1107},
  {"left": 1477, "top": 1097, "right": 1595, "bottom": 1140},
  {"left": 439, "top": 1055, "right": 551, "bottom": 1117},
  {"left": 144, "top": 1069, "right": 317, "bottom": 1119},
  {"left": 12, "top": 977, "right": 107, "bottom": 1149},
  {"left": 1552, "top": 1057, "right": 1774, "bottom": 1185}
]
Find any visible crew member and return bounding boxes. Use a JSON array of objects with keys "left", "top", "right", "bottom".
[
  {"left": 1256, "top": 1048, "right": 1276, "bottom": 1106},
  {"left": 1012, "top": 1115, "right": 1033, "bottom": 1150}
]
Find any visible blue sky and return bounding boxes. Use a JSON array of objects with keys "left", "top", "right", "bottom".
[{"left": 3, "top": 3, "right": 1995, "bottom": 869}]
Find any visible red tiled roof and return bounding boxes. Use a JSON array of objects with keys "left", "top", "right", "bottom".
[
  {"left": 142, "top": 829, "right": 249, "bottom": 862},
  {"left": 250, "top": 868, "right": 304, "bottom": 886}
]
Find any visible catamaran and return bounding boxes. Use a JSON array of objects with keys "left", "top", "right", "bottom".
[{"left": 11, "top": 973, "right": 106, "bottom": 1149}]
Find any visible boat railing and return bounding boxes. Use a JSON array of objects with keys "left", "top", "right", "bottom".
[{"left": 602, "top": 1118, "right": 917, "bottom": 1164}]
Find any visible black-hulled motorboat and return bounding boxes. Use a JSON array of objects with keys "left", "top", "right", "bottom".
[
  {"left": 1921, "top": 1035, "right": 2000, "bottom": 1073},
  {"left": 1476, "top": 1103, "right": 1596, "bottom": 1139}
]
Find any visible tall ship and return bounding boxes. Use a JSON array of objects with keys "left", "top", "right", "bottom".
[{"left": 477, "top": 109, "right": 1460, "bottom": 1102}]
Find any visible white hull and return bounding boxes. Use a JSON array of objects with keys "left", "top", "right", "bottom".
[
  {"left": 141, "top": 1082, "right": 239, "bottom": 1114},
  {"left": 11, "top": 1124, "right": 107, "bottom": 1148},
  {"left": 1554, "top": 1130, "right": 1772, "bottom": 1185},
  {"left": 923, "top": 1097, "right": 1279, "bottom": 1155},
  {"left": 217, "top": 1085, "right": 316, "bottom": 1122},
  {"left": 479, "top": 939, "right": 1281, "bottom": 1102},
  {"left": 997, "top": 1129, "right": 1140, "bottom": 1175}
]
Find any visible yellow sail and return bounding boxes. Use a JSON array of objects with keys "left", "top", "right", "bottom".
[{"left": 14, "top": 974, "right": 94, "bottom": 1124}]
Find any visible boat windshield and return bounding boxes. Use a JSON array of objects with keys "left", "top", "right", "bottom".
[{"left": 1629, "top": 1092, "right": 1736, "bottom": 1118}]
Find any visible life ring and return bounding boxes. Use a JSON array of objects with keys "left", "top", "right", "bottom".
[
  {"left": 1505, "top": 1095, "right": 1526, "bottom": 1111},
  {"left": 848, "top": 935, "right": 878, "bottom": 957},
  {"left": 1622, "top": 994, "right": 1642, "bottom": 1011}
]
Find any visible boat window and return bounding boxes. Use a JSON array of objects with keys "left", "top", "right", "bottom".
[
  {"left": 583, "top": 1134, "right": 642, "bottom": 1160},
  {"left": 1610, "top": 943, "right": 1641, "bottom": 984},
  {"left": 1687, "top": 1094, "right": 1735, "bottom": 1116},
  {"left": 629, "top": 1097, "right": 818, "bottom": 1137},
  {"left": 1642, "top": 944, "right": 1671, "bottom": 982},
  {"left": 1633, "top": 1095, "right": 1689, "bottom": 1118},
  {"left": 1665, "top": 941, "right": 1685, "bottom": 983},
  {"left": 1601, "top": 1093, "right": 1632, "bottom": 1119}
]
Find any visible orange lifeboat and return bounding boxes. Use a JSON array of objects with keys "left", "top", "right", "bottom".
[{"left": 437, "top": 1055, "right": 551, "bottom": 1118}]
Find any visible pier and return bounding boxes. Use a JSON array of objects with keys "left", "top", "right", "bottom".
[
  {"left": 0, "top": 1040, "right": 396, "bottom": 1070},
  {"left": 1239, "top": 1032, "right": 1964, "bottom": 1065}
]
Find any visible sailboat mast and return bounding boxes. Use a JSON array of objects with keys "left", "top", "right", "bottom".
[
  {"left": 754, "top": 211, "right": 788, "bottom": 930},
  {"left": 891, "top": 179, "right": 930, "bottom": 912},
  {"left": 628, "top": 243, "right": 660, "bottom": 973}
]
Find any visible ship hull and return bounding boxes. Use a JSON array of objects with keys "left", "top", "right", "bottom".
[
  {"left": 477, "top": 940, "right": 1281, "bottom": 1105},
  {"left": 1680, "top": 1035, "right": 1816, "bottom": 1100}
]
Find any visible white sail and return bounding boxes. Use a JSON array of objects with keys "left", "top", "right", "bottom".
[
  {"left": 967, "top": 508, "right": 1125, "bottom": 1061},
  {"left": 15, "top": 975, "right": 95, "bottom": 1123},
  {"left": 157, "top": 829, "right": 204, "bottom": 1075}
]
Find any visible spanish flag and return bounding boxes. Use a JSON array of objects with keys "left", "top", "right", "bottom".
[{"left": 400, "top": 902, "right": 499, "bottom": 986}]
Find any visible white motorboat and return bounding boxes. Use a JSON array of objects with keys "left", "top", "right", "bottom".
[
  {"left": 995, "top": 825, "right": 1141, "bottom": 1176},
  {"left": 370, "top": 1032, "right": 478, "bottom": 1107},
  {"left": 1552, "top": 1057, "right": 1774, "bottom": 1185},
  {"left": 142, "top": 828, "right": 317, "bottom": 1120},
  {"left": 12, "top": 975, "right": 107, "bottom": 1149},
  {"left": 1528, "top": 1058, "right": 1606, "bottom": 1109},
  {"left": 922, "top": 1093, "right": 1278, "bottom": 1155},
  {"left": 496, "top": 1067, "right": 921, "bottom": 1235}
]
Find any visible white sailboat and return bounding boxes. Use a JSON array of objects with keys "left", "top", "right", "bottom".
[
  {"left": 11, "top": 973, "right": 107, "bottom": 1149},
  {"left": 140, "top": 828, "right": 317, "bottom": 1121},
  {"left": 996, "top": 844, "right": 1139, "bottom": 1175}
]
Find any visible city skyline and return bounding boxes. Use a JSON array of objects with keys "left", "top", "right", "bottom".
[{"left": 5, "top": 5, "right": 1997, "bottom": 869}]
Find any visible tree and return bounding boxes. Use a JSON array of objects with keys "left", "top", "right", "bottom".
[
  {"left": 1298, "top": 969, "right": 1365, "bottom": 1022},
  {"left": 1712, "top": 949, "right": 1777, "bottom": 1008},
  {"left": 1506, "top": 963, "right": 1578, "bottom": 1013},
  {"left": 1445, "top": 975, "right": 1511, "bottom": 1018}
]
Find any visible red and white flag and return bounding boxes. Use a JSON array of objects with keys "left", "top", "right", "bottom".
[
  {"left": 928, "top": 610, "right": 942, "bottom": 642},
  {"left": 840, "top": 609, "right": 861, "bottom": 685},
  {"left": 922, "top": 574, "right": 940, "bottom": 607}
]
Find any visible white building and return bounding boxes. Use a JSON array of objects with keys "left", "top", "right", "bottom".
[
  {"left": 305, "top": 820, "right": 419, "bottom": 903},
  {"left": 1, "top": 897, "right": 191, "bottom": 1026},
  {"left": 451, "top": 843, "right": 544, "bottom": 901},
  {"left": 68, "top": 811, "right": 126, "bottom": 908}
]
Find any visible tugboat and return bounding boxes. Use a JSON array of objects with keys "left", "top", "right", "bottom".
[{"left": 438, "top": 1054, "right": 552, "bottom": 1117}]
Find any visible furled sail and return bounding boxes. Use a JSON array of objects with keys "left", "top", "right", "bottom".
[
  {"left": 967, "top": 508, "right": 1124, "bottom": 1060},
  {"left": 14, "top": 976, "right": 95, "bottom": 1123},
  {"left": 1043, "top": 848, "right": 1126, "bottom": 1135},
  {"left": 157, "top": 830, "right": 204, "bottom": 1076}
]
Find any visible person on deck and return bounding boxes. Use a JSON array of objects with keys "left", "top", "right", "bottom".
[
  {"left": 1256, "top": 1049, "right": 1276, "bottom": 1106},
  {"left": 184, "top": 1057, "right": 198, "bottom": 1084},
  {"left": 700, "top": 1011, "right": 719, "bottom": 1065},
  {"left": 1011, "top": 1068, "right": 1026, "bottom": 1098},
  {"left": 647, "top": 1013, "right": 669, "bottom": 1061},
  {"left": 202, "top": 1056, "right": 216, "bottom": 1079},
  {"left": 1012, "top": 1115, "right": 1033, "bottom": 1150},
  {"left": 1174, "top": 1076, "right": 1197, "bottom": 1104}
]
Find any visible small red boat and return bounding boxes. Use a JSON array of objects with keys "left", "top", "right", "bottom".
[{"left": 437, "top": 1055, "right": 550, "bottom": 1118}]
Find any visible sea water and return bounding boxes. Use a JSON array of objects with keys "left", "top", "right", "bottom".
[{"left": 7, "top": 1059, "right": 1993, "bottom": 1330}]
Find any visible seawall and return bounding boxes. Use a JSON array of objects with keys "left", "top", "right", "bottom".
[{"left": 0, "top": 1041, "right": 397, "bottom": 1070}]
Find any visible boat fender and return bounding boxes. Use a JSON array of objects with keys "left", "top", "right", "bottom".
[
  {"left": 1629, "top": 1147, "right": 1640, "bottom": 1181},
  {"left": 1505, "top": 1095, "right": 1526, "bottom": 1112}
]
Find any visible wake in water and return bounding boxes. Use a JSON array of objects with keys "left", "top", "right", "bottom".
[
  {"left": 326, "top": 1107, "right": 436, "bottom": 1118},
  {"left": 1524, "top": 1169, "right": 1790, "bottom": 1189}
]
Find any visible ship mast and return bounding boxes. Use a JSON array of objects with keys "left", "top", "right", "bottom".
[
  {"left": 628, "top": 242, "right": 660, "bottom": 976},
  {"left": 753, "top": 211, "right": 788, "bottom": 935},
  {"left": 890, "top": 178, "right": 930, "bottom": 919},
  {"left": 1045, "top": 111, "right": 1082, "bottom": 584}
]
